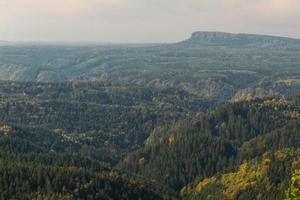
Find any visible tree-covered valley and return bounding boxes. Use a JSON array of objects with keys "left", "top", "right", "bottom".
[{"left": 0, "top": 32, "right": 299, "bottom": 199}]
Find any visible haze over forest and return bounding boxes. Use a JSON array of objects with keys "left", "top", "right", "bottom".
[{"left": 0, "top": 0, "right": 300, "bottom": 200}]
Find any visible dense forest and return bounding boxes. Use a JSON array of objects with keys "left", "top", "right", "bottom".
[
  {"left": 120, "top": 98, "right": 300, "bottom": 198},
  {"left": 0, "top": 81, "right": 299, "bottom": 199},
  {"left": 0, "top": 32, "right": 299, "bottom": 199}
]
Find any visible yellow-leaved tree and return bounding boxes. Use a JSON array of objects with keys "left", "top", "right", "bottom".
[{"left": 285, "top": 170, "right": 300, "bottom": 200}]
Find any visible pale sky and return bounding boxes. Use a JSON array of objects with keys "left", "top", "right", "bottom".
[{"left": 0, "top": 0, "right": 300, "bottom": 43}]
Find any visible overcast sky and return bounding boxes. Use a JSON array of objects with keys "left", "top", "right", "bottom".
[{"left": 1, "top": 0, "right": 300, "bottom": 43}]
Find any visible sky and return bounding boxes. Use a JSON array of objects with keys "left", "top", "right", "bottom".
[{"left": 0, "top": 0, "right": 300, "bottom": 43}]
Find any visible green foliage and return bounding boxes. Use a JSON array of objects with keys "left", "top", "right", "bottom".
[
  {"left": 0, "top": 159, "right": 163, "bottom": 200},
  {"left": 0, "top": 81, "right": 216, "bottom": 163},
  {"left": 120, "top": 98, "right": 300, "bottom": 199},
  {"left": 1, "top": 33, "right": 300, "bottom": 199}
]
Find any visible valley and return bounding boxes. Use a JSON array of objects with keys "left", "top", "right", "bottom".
[{"left": 0, "top": 32, "right": 299, "bottom": 199}]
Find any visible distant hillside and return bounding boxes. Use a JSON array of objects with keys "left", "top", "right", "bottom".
[
  {"left": 0, "top": 41, "right": 9, "bottom": 45},
  {"left": 179, "top": 31, "right": 300, "bottom": 48},
  {"left": 0, "top": 32, "right": 299, "bottom": 103}
]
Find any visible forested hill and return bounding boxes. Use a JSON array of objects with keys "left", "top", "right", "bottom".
[
  {"left": 0, "top": 81, "right": 216, "bottom": 163},
  {"left": 120, "top": 97, "right": 300, "bottom": 199},
  {"left": 0, "top": 32, "right": 299, "bottom": 199},
  {"left": 0, "top": 78, "right": 299, "bottom": 199},
  {"left": 0, "top": 81, "right": 187, "bottom": 199},
  {"left": 0, "top": 32, "right": 299, "bottom": 104}
]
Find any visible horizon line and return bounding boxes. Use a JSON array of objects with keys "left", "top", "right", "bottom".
[{"left": 1, "top": 31, "right": 300, "bottom": 45}]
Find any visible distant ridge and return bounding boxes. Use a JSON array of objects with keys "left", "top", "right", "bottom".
[
  {"left": 0, "top": 41, "right": 9, "bottom": 45},
  {"left": 179, "top": 31, "right": 300, "bottom": 48}
]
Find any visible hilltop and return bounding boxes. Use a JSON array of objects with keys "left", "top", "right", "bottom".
[{"left": 179, "top": 31, "right": 300, "bottom": 48}]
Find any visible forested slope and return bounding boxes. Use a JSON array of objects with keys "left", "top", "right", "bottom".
[
  {"left": 1, "top": 32, "right": 300, "bottom": 103},
  {"left": 0, "top": 80, "right": 299, "bottom": 199},
  {"left": 0, "top": 32, "right": 300, "bottom": 199},
  {"left": 120, "top": 97, "right": 300, "bottom": 199},
  {"left": 0, "top": 81, "right": 216, "bottom": 163}
]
